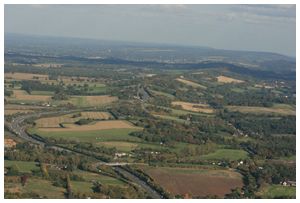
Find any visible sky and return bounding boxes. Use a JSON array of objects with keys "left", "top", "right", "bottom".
[{"left": 4, "top": 4, "right": 296, "bottom": 56}]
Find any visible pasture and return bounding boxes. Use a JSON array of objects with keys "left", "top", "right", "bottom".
[
  {"left": 4, "top": 160, "right": 40, "bottom": 173},
  {"left": 5, "top": 177, "right": 66, "bottom": 199},
  {"left": 200, "top": 149, "right": 248, "bottom": 161},
  {"left": 256, "top": 184, "right": 296, "bottom": 198},
  {"left": 149, "top": 89, "right": 175, "bottom": 99},
  {"left": 152, "top": 114, "right": 186, "bottom": 123},
  {"left": 28, "top": 128, "right": 142, "bottom": 143},
  {"left": 73, "top": 170, "right": 125, "bottom": 186}
]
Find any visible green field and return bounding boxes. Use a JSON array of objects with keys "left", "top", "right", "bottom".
[
  {"left": 28, "top": 128, "right": 142, "bottom": 143},
  {"left": 149, "top": 89, "right": 175, "bottom": 99},
  {"left": 145, "top": 103, "right": 214, "bottom": 117},
  {"left": 71, "top": 181, "right": 94, "bottom": 194},
  {"left": 70, "top": 169, "right": 127, "bottom": 194},
  {"left": 152, "top": 114, "right": 186, "bottom": 123},
  {"left": 226, "top": 104, "right": 295, "bottom": 116},
  {"left": 30, "top": 91, "right": 54, "bottom": 96},
  {"left": 257, "top": 185, "right": 296, "bottom": 198},
  {"left": 5, "top": 160, "right": 40, "bottom": 173},
  {"left": 86, "top": 84, "right": 107, "bottom": 94},
  {"left": 73, "top": 170, "right": 125, "bottom": 185},
  {"left": 200, "top": 149, "right": 248, "bottom": 161},
  {"left": 231, "top": 88, "right": 245, "bottom": 93},
  {"left": 5, "top": 177, "right": 65, "bottom": 198}
]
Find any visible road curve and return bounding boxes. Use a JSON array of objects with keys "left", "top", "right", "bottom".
[
  {"left": 113, "top": 166, "right": 162, "bottom": 199},
  {"left": 6, "top": 109, "right": 163, "bottom": 199}
]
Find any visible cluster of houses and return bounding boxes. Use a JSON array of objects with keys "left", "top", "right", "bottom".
[{"left": 281, "top": 180, "right": 296, "bottom": 187}]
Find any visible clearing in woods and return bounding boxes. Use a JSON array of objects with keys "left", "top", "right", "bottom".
[
  {"left": 175, "top": 78, "right": 207, "bottom": 89},
  {"left": 172, "top": 101, "right": 214, "bottom": 114},
  {"left": 216, "top": 76, "right": 244, "bottom": 83},
  {"left": 140, "top": 166, "right": 243, "bottom": 198}
]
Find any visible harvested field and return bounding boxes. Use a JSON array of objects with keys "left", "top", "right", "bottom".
[
  {"left": 32, "top": 63, "right": 63, "bottom": 68},
  {"left": 5, "top": 72, "right": 49, "bottom": 81},
  {"left": 172, "top": 101, "right": 214, "bottom": 113},
  {"left": 5, "top": 104, "right": 45, "bottom": 115},
  {"left": 226, "top": 104, "right": 295, "bottom": 116},
  {"left": 38, "top": 120, "right": 141, "bottom": 132},
  {"left": 98, "top": 141, "right": 138, "bottom": 152},
  {"left": 35, "top": 112, "right": 112, "bottom": 127},
  {"left": 5, "top": 104, "right": 45, "bottom": 110},
  {"left": 175, "top": 78, "right": 206, "bottom": 89},
  {"left": 217, "top": 76, "right": 244, "bottom": 83},
  {"left": 35, "top": 114, "right": 77, "bottom": 128},
  {"left": 8, "top": 90, "right": 51, "bottom": 102},
  {"left": 142, "top": 166, "right": 243, "bottom": 198},
  {"left": 4, "top": 139, "right": 17, "bottom": 148},
  {"left": 5, "top": 109, "right": 34, "bottom": 115}
]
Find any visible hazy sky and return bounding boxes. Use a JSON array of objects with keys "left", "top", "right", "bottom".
[{"left": 5, "top": 4, "right": 296, "bottom": 56}]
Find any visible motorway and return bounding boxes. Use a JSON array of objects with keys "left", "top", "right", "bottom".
[{"left": 6, "top": 108, "right": 163, "bottom": 199}]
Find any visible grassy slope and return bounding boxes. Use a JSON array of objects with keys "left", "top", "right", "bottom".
[
  {"left": 257, "top": 184, "right": 296, "bottom": 198},
  {"left": 200, "top": 149, "right": 248, "bottom": 161},
  {"left": 5, "top": 160, "right": 40, "bottom": 173}
]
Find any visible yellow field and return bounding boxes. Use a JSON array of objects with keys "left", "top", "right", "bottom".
[
  {"left": 175, "top": 78, "right": 206, "bottom": 89},
  {"left": 217, "top": 76, "right": 244, "bottom": 83},
  {"left": 4, "top": 109, "right": 34, "bottom": 115},
  {"left": 5, "top": 72, "right": 101, "bottom": 85},
  {"left": 35, "top": 112, "right": 113, "bottom": 128},
  {"left": 172, "top": 101, "right": 214, "bottom": 113},
  {"left": 84, "top": 95, "right": 118, "bottom": 106},
  {"left": 226, "top": 104, "right": 295, "bottom": 116},
  {"left": 32, "top": 63, "right": 63, "bottom": 68},
  {"left": 80, "top": 111, "right": 112, "bottom": 119},
  {"left": 7, "top": 90, "right": 51, "bottom": 102},
  {"left": 5, "top": 104, "right": 45, "bottom": 115},
  {"left": 98, "top": 141, "right": 138, "bottom": 149},
  {"left": 38, "top": 120, "right": 141, "bottom": 132},
  {"left": 5, "top": 104, "right": 45, "bottom": 110}
]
